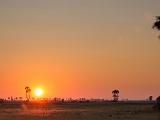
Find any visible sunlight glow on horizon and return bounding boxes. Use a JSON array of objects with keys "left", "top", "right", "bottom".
[{"left": 34, "top": 88, "right": 44, "bottom": 97}]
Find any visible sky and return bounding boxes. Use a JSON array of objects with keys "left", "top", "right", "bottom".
[{"left": 0, "top": 0, "right": 160, "bottom": 100}]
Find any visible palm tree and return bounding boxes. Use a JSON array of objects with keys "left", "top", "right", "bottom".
[
  {"left": 112, "top": 89, "right": 119, "bottom": 102},
  {"left": 25, "top": 86, "right": 31, "bottom": 101}
]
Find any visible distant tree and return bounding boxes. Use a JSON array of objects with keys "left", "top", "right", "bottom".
[
  {"left": 19, "top": 97, "right": 23, "bottom": 100},
  {"left": 112, "top": 89, "right": 119, "bottom": 102},
  {"left": 153, "top": 16, "right": 160, "bottom": 30},
  {"left": 149, "top": 96, "right": 153, "bottom": 101},
  {"left": 0, "top": 99, "right": 4, "bottom": 104},
  {"left": 156, "top": 96, "right": 160, "bottom": 110},
  {"left": 25, "top": 86, "right": 31, "bottom": 101},
  {"left": 15, "top": 97, "right": 18, "bottom": 100},
  {"left": 153, "top": 16, "right": 160, "bottom": 39},
  {"left": 11, "top": 96, "right": 13, "bottom": 101},
  {"left": 8, "top": 97, "right": 10, "bottom": 100}
]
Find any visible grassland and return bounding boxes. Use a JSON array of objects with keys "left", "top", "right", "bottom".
[{"left": 0, "top": 101, "right": 159, "bottom": 120}]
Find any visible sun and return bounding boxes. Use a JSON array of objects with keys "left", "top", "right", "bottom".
[{"left": 34, "top": 88, "right": 44, "bottom": 97}]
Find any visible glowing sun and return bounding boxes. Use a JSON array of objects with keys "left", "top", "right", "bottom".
[{"left": 34, "top": 88, "right": 44, "bottom": 97}]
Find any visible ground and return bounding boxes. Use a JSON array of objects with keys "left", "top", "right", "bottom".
[{"left": 0, "top": 102, "right": 159, "bottom": 120}]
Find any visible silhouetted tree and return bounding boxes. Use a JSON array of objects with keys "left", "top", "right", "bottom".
[
  {"left": 156, "top": 96, "right": 160, "bottom": 110},
  {"left": 149, "top": 96, "right": 153, "bottom": 101},
  {"left": 7, "top": 97, "right": 10, "bottom": 100},
  {"left": 19, "top": 97, "right": 23, "bottom": 100},
  {"left": 15, "top": 97, "right": 18, "bottom": 100},
  {"left": 0, "top": 99, "right": 4, "bottom": 104},
  {"left": 25, "top": 86, "right": 31, "bottom": 101},
  {"left": 153, "top": 16, "right": 160, "bottom": 39},
  {"left": 11, "top": 96, "right": 13, "bottom": 101},
  {"left": 112, "top": 89, "right": 119, "bottom": 102},
  {"left": 153, "top": 16, "right": 160, "bottom": 30}
]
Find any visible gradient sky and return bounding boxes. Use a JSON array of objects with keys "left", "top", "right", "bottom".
[{"left": 0, "top": 0, "right": 160, "bottom": 100}]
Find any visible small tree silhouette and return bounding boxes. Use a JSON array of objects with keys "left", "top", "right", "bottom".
[
  {"left": 153, "top": 16, "right": 160, "bottom": 30},
  {"left": 112, "top": 89, "right": 119, "bottom": 102},
  {"left": 153, "top": 16, "right": 160, "bottom": 39},
  {"left": 156, "top": 96, "right": 160, "bottom": 110},
  {"left": 25, "top": 86, "right": 31, "bottom": 101},
  {"left": 149, "top": 96, "right": 153, "bottom": 101}
]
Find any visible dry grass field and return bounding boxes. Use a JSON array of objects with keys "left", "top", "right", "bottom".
[{"left": 0, "top": 102, "right": 159, "bottom": 120}]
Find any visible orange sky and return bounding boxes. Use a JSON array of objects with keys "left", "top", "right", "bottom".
[{"left": 0, "top": 0, "right": 160, "bottom": 100}]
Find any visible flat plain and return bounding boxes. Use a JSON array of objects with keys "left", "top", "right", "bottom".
[{"left": 0, "top": 102, "right": 159, "bottom": 120}]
